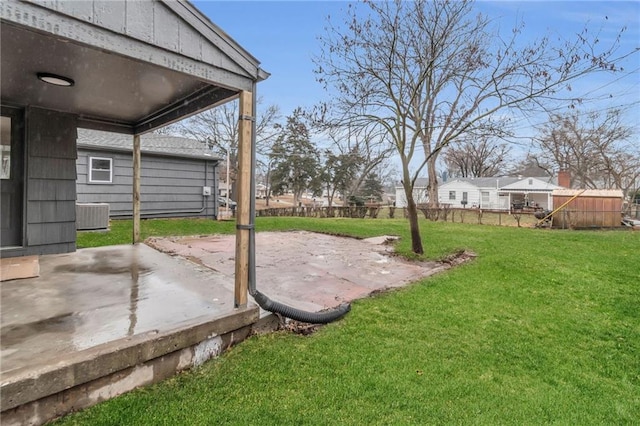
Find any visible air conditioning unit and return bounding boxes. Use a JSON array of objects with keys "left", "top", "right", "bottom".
[{"left": 76, "top": 203, "right": 110, "bottom": 230}]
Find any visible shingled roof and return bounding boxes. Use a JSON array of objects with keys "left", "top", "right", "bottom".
[{"left": 77, "top": 129, "right": 221, "bottom": 161}]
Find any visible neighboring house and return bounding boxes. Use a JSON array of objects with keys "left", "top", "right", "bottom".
[
  {"left": 76, "top": 130, "right": 221, "bottom": 221},
  {"left": 395, "top": 176, "right": 563, "bottom": 210},
  {"left": 395, "top": 178, "right": 429, "bottom": 208},
  {"left": 499, "top": 177, "right": 563, "bottom": 210},
  {"left": 439, "top": 176, "right": 562, "bottom": 210},
  {"left": 255, "top": 183, "right": 268, "bottom": 198},
  {"left": 219, "top": 181, "right": 231, "bottom": 198},
  {"left": 0, "top": 0, "right": 266, "bottom": 258}
]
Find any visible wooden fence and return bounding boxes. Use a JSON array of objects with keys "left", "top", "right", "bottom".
[
  {"left": 254, "top": 205, "right": 542, "bottom": 227},
  {"left": 254, "top": 204, "right": 629, "bottom": 229},
  {"left": 255, "top": 205, "right": 380, "bottom": 219}
]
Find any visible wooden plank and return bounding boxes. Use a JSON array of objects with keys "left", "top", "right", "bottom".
[
  {"left": 133, "top": 135, "right": 141, "bottom": 244},
  {"left": 234, "top": 90, "right": 253, "bottom": 308}
]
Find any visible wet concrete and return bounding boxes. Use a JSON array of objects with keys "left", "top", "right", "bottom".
[{"left": 1, "top": 244, "right": 237, "bottom": 375}]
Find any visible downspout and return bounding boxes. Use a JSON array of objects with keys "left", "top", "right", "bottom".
[{"left": 246, "top": 81, "right": 350, "bottom": 324}]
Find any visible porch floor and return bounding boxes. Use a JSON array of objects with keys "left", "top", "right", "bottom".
[{"left": 1, "top": 243, "right": 247, "bottom": 375}]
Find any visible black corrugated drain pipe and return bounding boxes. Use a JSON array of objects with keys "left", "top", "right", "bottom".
[{"left": 244, "top": 82, "right": 350, "bottom": 324}]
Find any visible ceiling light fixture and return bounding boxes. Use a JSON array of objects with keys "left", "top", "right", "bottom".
[{"left": 37, "top": 72, "right": 75, "bottom": 87}]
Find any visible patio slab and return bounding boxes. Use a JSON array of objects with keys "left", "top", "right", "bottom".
[{"left": 147, "top": 231, "right": 447, "bottom": 314}]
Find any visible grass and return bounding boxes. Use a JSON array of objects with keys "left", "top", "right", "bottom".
[{"left": 63, "top": 218, "right": 639, "bottom": 425}]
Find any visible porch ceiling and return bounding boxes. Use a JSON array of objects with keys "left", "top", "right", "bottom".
[{"left": 0, "top": 23, "right": 237, "bottom": 134}]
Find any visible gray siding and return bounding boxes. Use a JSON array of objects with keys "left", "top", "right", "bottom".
[
  {"left": 24, "top": 107, "right": 77, "bottom": 255},
  {"left": 77, "top": 148, "right": 218, "bottom": 219}
]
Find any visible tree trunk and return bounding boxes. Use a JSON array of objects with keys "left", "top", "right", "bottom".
[
  {"left": 293, "top": 190, "right": 302, "bottom": 207},
  {"left": 427, "top": 156, "right": 440, "bottom": 208},
  {"left": 404, "top": 182, "right": 424, "bottom": 255},
  {"left": 265, "top": 167, "right": 271, "bottom": 207}
]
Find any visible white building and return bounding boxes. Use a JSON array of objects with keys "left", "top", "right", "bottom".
[
  {"left": 395, "top": 176, "right": 564, "bottom": 210},
  {"left": 394, "top": 178, "right": 429, "bottom": 207},
  {"left": 439, "top": 176, "right": 563, "bottom": 210}
]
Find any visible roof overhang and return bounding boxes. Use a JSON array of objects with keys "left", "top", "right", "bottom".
[
  {"left": 77, "top": 143, "right": 222, "bottom": 162},
  {"left": 0, "top": 0, "right": 267, "bottom": 134},
  {"left": 498, "top": 189, "right": 554, "bottom": 193}
]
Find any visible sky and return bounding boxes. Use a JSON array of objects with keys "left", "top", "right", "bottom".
[{"left": 192, "top": 0, "right": 639, "bottom": 166}]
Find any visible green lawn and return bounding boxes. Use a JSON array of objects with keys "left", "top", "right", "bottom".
[{"left": 63, "top": 218, "right": 639, "bottom": 425}]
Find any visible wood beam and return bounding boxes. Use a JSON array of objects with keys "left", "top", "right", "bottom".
[
  {"left": 234, "top": 90, "right": 253, "bottom": 308},
  {"left": 133, "top": 134, "right": 141, "bottom": 244}
]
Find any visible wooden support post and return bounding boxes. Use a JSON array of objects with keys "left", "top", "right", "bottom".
[
  {"left": 234, "top": 91, "right": 253, "bottom": 308},
  {"left": 133, "top": 134, "right": 141, "bottom": 244}
]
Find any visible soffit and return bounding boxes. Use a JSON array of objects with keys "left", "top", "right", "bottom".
[{"left": 0, "top": 0, "right": 265, "bottom": 134}]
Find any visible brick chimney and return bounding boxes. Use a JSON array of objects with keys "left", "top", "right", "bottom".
[{"left": 557, "top": 170, "right": 570, "bottom": 188}]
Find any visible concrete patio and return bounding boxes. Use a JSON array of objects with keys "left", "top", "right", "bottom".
[{"left": 1, "top": 231, "right": 448, "bottom": 425}]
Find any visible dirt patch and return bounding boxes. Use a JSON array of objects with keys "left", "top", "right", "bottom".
[
  {"left": 279, "top": 317, "right": 321, "bottom": 335},
  {"left": 439, "top": 250, "right": 477, "bottom": 266}
]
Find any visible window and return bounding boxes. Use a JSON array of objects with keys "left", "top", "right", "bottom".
[
  {"left": 89, "top": 156, "right": 112, "bottom": 183},
  {"left": 1, "top": 116, "right": 11, "bottom": 179},
  {"left": 528, "top": 178, "right": 533, "bottom": 185},
  {"left": 481, "top": 191, "right": 490, "bottom": 206},
  {"left": 449, "top": 191, "right": 456, "bottom": 200}
]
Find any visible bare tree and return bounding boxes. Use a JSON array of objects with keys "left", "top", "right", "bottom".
[
  {"left": 508, "top": 154, "right": 554, "bottom": 177},
  {"left": 443, "top": 136, "right": 510, "bottom": 177},
  {"left": 314, "top": 0, "right": 635, "bottom": 254},
  {"left": 318, "top": 121, "right": 395, "bottom": 205},
  {"left": 534, "top": 109, "right": 639, "bottom": 193},
  {"left": 174, "top": 99, "right": 280, "bottom": 199}
]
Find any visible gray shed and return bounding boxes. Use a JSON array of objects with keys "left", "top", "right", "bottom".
[
  {"left": 1, "top": 0, "right": 267, "bottom": 258},
  {"left": 76, "top": 129, "right": 222, "bottom": 223}
]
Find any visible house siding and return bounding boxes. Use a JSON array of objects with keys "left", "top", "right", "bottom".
[
  {"left": 438, "top": 177, "right": 558, "bottom": 210},
  {"left": 394, "top": 179, "right": 429, "bottom": 208},
  {"left": 20, "top": 107, "right": 77, "bottom": 257},
  {"left": 77, "top": 148, "right": 218, "bottom": 219},
  {"left": 438, "top": 181, "right": 485, "bottom": 208}
]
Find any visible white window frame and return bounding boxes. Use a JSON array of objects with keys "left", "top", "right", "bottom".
[
  {"left": 88, "top": 156, "right": 113, "bottom": 183},
  {"left": 481, "top": 191, "right": 490, "bottom": 207}
]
